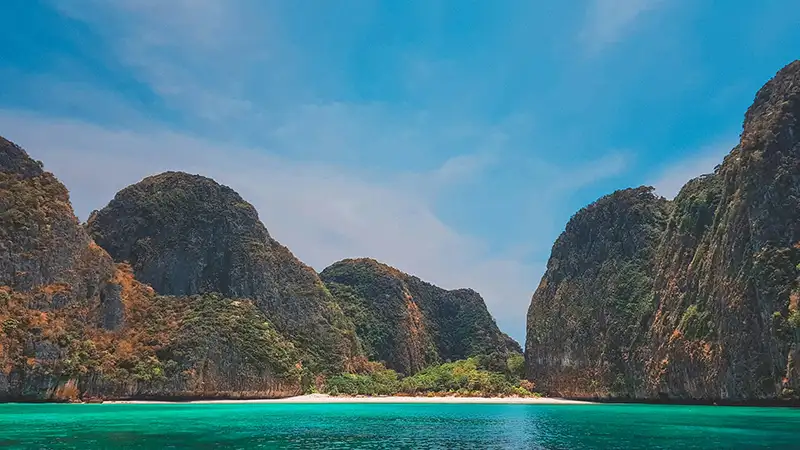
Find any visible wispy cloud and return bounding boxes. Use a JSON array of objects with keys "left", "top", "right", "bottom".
[
  {"left": 554, "top": 151, "right": 630, "bottom": 191},
  {"left": 650, "top": 139, "right": 735, "bottom": 199},
  {"left": 433, "top": 152, "right": 497, "bottom": 183},
  {"left": 580, "top": 0, "right": 666, "bottom": 54},
  {"left": 20, "top": 0, "right": 643, "bottom": 343},
  {"left": 50, "top": 1, "right": 516, "bottom": 166},
  {"left": 53, "top": 0, "right": 287, "bottom": 121}
]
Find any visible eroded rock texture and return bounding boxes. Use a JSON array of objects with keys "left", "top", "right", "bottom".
[
  {"left": 86, "top": 172, "right": 360, "bottom": 373},
  {"left": 0, "top": 141, "right": 302, "bottom": 401},
  {"left": 526, "top": 60, "right": 800, "bottom": 402},
  {"left": 322, "top": 258, "right": 521, "bottom": 375}
]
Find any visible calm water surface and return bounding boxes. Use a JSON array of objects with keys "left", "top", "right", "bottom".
[{"left": 0, "top": 402, "right": 798, "bottom": 449}]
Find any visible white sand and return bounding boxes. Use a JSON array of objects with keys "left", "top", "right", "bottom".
[{"left": 106, "top": 394, "right": 593, "bottom": 405}]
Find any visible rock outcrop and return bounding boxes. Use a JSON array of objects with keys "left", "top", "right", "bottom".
[
  {"left": 321, "top": 258, "right": 521, "bottom": 375},
  {"left": 526, "top": 187, "right": 670, "bottom": 398},
  {"left": 0, "top": 141, "right": 302, "bottom": 401},
  {"left": 0, "top": 137, "right": 115, "bottom": 312},
  {"left": 525, "top": 60, "right": 800, "bottom": 402},
  {"left": 86, "top": 172, "right": 360, "bottom": 372}
]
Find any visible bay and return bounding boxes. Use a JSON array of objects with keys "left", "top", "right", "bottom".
[{"left": 0, "top": 403, "right": 798, "bottom": 449}]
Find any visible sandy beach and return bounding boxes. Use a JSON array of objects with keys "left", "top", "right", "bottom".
[{"left": 106, "top": 394, "right": 593, "bottom": 405}]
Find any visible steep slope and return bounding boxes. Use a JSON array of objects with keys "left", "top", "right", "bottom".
[
  {"left": 525, "top": 60, "right": 800, "bottom": 402},
  {"left": 0, "top": 137, "right": 115, "bottom": 313},
  {"left": 321, "top": 258, "right": 521, "bottom": 375},
  {"left": 0, "top": 139, "right": 302, "bottom": 401},
  {"left": 646, "top": 60, "right": 800, "bottom": 401},
  {"left": 1, "top": 271, "right": 303, "bottom": 401},
  {"left": 86, "top": 172, "right": 359, "bottom": 373},
  {"left": 525, "top": 187, "right": 670, "bottom": 397}
]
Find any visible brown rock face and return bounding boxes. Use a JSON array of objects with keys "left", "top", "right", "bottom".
[
  {"left": 525, "top": 60, "right": 800, "bottom": 402},
  {"left": 0, "top": 140, "right": 302, "bottom": 401},
  {"left": 0, "top": 272, "right": 304, "bottom": 402},
  {"left": 525, "top": 187, "right": 670, "bottom": 398},
  {"left": 322, "top": 258, "right": 521, "bottom": 375},
  {"left": 646, "top": 60, "right": 800, "bottom": 401},
  {"left": 0, "top": 137, "right": 115, "bottom": 311},
  {"left": 86, "top": 172, "right": 360, "bottom": 372}
]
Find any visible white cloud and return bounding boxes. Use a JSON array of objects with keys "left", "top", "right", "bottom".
[
  {"left": 553, "top": 151, "right": 629, "bottom": 192},
  {"left": 0, "top": 69, "right": 150, "bottom": 126},
  {"left": 581, "top": 0, "right": 665, "bottom": 53},
  {"left": 650, "top": 140, "right": 734, "bottom": 199},
  {"left": 23, "top": 0, "right": 641, "bottom": 344},
  {"left": 431, "top": 152, "right": 497, "bottom": 183},
  {"left": 53, "top": 0, "right": 286, "bottom": 119}
]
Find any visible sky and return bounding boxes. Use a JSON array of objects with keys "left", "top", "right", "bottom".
[{"left": 1, "top": 0, "right": 798, "bottom": 343}]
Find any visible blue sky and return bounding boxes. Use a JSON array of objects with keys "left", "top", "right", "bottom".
[{"left": 1, "top": 0, "right": 798, "bottom": 342}]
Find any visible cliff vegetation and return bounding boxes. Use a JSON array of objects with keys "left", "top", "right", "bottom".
[
  {"left": 1, "top": 136, "right": 520, "bottom": 401},
  {"left": 525, "top": 60, "right": 800, "bottom": 403},
  {"left": 321, "top": 258, "right": 521, "bottom": 375}
]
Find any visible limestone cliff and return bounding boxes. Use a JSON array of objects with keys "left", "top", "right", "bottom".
[
  {"left": 86, "top": 172, "right": 360, "bottom": 373},
  {"left": 525, "top": 187, "right": 670, "bottom": 398},
  {"left": 525, "top": 60, "right": 800, "bottom": 402},
  {"left": 645, "top": 60, "right": 800, "bottom": 401},
  {"left": 0, "top": 140, "right": 302, "bottom": 401},
  {"left": 0, "top": 137, "right": 115, "bottom": 312},
  {"left": 321, "top": 258, "right": 521, "bottom": 375}
]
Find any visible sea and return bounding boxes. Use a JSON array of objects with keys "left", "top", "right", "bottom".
[{"left": 0, "top": 402, "right": 798, "bottom": 449}]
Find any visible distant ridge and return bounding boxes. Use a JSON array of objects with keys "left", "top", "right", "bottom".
[{"left": 322, "top": 258, "right": 521, "bottom": 375}]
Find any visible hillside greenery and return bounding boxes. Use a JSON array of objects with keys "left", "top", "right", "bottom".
[
  {"left": 321, "top": 258, "right": 521, "bottom": 375},
  {"left": 86, "top": 171, "right": 361, "bottom": 375},
  {"left": 1, "top": 266, "right": 305, "bottom": 400}
]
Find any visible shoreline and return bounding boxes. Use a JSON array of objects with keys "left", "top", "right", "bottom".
[
  {"left": 102, "top": 394, "right": 594, "bottom": 405},
  {"left": 4, "top": 394, "right": 797, "bottom": 406}
]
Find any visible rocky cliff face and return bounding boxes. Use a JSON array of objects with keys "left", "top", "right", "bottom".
[
  {"left": 0, "top": 137, "right": 115, "bottom": 312},
  {"left": 0, "top": 141, "right": 302, "bottom": 401},
  {"left": 0, "top": 273, "right": 303, "bottom": 401},
  {"left": 321, "top": 258, "right": 521, "bottom": 375},
  {"left": 86, "top": 172, "right": 360, "bottom": 373},
  {"left": 526, "top": 187, "right": 670, "bottom": 398},
  {"left": 526, "top": 60, "right": 800, "bottom": 402}
]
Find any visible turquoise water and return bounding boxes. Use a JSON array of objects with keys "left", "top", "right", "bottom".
[{"left": 0, "top": 403, "right": 798, "bottom": 449}]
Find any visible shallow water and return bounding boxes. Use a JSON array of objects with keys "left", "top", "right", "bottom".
[{"left": 0, "top": 402, "right": 798, "bottom": 449}]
